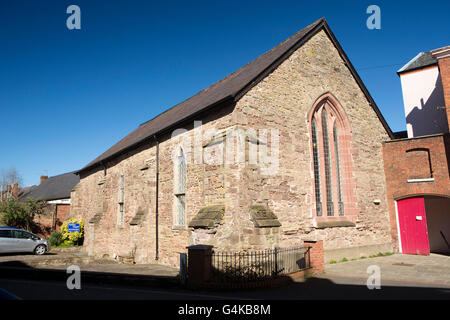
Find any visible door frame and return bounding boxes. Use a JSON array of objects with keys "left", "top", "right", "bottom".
[{"left": 394, "top": 201, "right": 403, "bottom": 253}]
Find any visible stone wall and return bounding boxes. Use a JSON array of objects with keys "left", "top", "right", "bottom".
[
  {"left": 232, "top": 30, "right": 392, "bottom": 253},
  {"left": 72, "top": 29, "right": 393, "bottom": 266}
]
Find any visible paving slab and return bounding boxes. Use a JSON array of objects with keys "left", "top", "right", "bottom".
[
  {"left": 321, "top": 253, "right": 450, "bottom": 286},
  {"left": 0, "top": 247, "right": 179, "bottom": 281},
  {"left": 37, "top": 262, "right": 179, "bottom": 277}
]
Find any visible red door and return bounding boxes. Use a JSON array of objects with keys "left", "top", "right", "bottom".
[{"left": 397, "top": 197, "right": 430, "bottom": 255}]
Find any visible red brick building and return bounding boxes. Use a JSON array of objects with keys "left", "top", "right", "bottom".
[
  {"left": 20, "top": 172, "right": 80, "bottom": 235},
  {"left": 383, "top": 46, "right": 450, "bottom": 255}
]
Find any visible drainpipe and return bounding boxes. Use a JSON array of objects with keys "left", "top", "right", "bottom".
[
  {"left": 101, "top": 161, "right": 107, "bottom": 176},
  {"left": 154, "top": 135, "right": 159, "bottom": 260}
]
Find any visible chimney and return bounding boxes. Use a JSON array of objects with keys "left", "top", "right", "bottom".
[
  {"left": 12, "top": 181, "right": 19, "bottom": 198},
  {"left": 40, "top": 176, "right": 48, "bottom": 185}
]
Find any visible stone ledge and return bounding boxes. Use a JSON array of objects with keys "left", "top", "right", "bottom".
[
  {"left": 130, "top": 208, "right": 148, "bottom": 226},
  {"left": 188, "top": 205, "right": 224, "bottom": 229},
  {"left": 249, "top": 205, "right": 281, "bottom": 228},
  {"left": 316, "top": 220, "right": 356, "bottom": 229},
  {"left": 89, "top": 212, "right": 103, "bottom": 224}
]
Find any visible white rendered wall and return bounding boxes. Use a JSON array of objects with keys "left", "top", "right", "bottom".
[{"left": 399, "top": 66, "right": 447, "bottom": 138}]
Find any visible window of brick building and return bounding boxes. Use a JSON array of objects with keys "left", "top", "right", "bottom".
[{"left": 406, "top": 148, "right": 433, "bottom": 180}]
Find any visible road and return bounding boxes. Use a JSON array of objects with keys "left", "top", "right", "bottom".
[{"left": 1, "top": 275, "right": 449, "bottom": 300}]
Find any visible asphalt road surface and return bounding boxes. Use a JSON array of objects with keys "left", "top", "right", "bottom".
[{"left": 1, "top": 275, "right": 449, "bottom": 300}]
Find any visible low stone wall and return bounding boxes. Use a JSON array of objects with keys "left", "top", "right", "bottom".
[{"left": 324, "top": 242, "right": 393, "bottom": 263}]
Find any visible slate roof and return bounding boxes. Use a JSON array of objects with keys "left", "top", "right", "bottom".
[
  {"left": 78, "top": 17, "right": 393, "bottom": 174},
  {"left": 397, "top": 51, "right": 438, "bottom": 75},
  {"left": 20, "top": 172, "right": 80, "bottom": 201}
]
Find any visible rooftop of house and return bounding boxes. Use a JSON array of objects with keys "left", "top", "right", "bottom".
[
  {"left": 20, "top": 172, "right": 80, "bottom": 202},
  {"left": 397, "top": 45, "right": 450, "bottom": 75},
  {"left": 78, "top": 17, "right": 393, "bottom": 174}
]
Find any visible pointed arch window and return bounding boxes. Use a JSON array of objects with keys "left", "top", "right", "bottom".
[
  {"left": 333, "top": 123, "right": 344, "bottom": 216},
  {"left": 321, "top": 108, "right": 334, "bottom": 216},
  {"left": 310, "top": 94, "right": 354, "bottom": 218},
  {"left": 311, "top": 117, "right": 322, "bottom": 216},
  {"left": 175, "top": 148, "right": 186, "bottom": 226}
]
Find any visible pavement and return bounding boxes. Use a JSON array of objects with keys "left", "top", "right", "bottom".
[
  {"left": 0, "top": 247, "right": 178, "bottom": 276},
  {"left": 1, "top": 248, "right": 449, "bottom": 296},
  {"left": 321, "top": 253, "right": 450, "bottom": 287},
  {"left": 0, "top": 247, "right": 180, "bottom": 288}
]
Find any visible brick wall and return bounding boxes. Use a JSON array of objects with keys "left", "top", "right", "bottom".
[
  {"left": 32, "top": 203, "right": 72, "bottom": 235},
  {"left": 382, "top": 134, "right": 450, "bottom": 249},
  {"left": 56, "top": 204, "right": 71, "bottom": 230},
  {"left": 304, "top": 240, "right": 324, "bottom": 274},
  {"left": 34, "top": 204, "right": 56, "bottom": 236},
  {"left": 437, "top": 57, "right": 450, "bottom": 132}
]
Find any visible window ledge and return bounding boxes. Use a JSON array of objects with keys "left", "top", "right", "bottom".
[
  {"left": 316, "top": 220, "right": 356, "bottom": 229},
  {"left": 314, "top": 216, "right": 357, "bottom": 229},
  {"left": 407, "top": 178, "right": 434, "bottom": 183},
  {"left": 172, "top": 225, "right": 187, "bottom": 231}
]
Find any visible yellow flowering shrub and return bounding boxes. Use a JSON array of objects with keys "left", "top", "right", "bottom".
[{"left": 61, "top": 217, "right": 84, "bottom": 245}]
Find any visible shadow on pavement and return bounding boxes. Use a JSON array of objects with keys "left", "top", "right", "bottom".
[
  {"left": 0, "top": 260, "right": 180, "bottom": 289},
  {"left": 0, "top": 261, "right": 449, "bottom": 300},
  {"left": 214, "top": 276, "right": 450, "bottom": 300}
]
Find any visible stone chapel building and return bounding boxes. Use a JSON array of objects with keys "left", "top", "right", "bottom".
[{"left": 72, "top": 18, "right": 395, "bottom": 266}]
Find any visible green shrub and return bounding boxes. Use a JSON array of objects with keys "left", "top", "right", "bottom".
[
  {"left": 61, "top": 217, "right": 84, "bottom": 246},
  {"left": 48, "top": 231, "right": 63, "bottom": 247},
  {"left": 0, "top": 198, "right": 45, "bottom": 231}
]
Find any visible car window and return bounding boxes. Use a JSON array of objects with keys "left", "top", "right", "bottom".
[
  {"left": 0, "top": 230, "right": 12, "bottom": 238},
  {"left": 12, "top": 230, "right": 33, "bottom": 239}
]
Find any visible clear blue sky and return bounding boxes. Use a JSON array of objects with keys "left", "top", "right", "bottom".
[{"left": 1, "top": 0, "right": 449, "bottom": 186}]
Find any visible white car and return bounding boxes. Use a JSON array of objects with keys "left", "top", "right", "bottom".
[{"left": 0, "top": 227, "right": 50, "bottom": 255}]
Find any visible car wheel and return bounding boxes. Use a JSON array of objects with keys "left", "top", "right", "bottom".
[{"left": 34, "top": 244, "right": 46, "bottom": 255}]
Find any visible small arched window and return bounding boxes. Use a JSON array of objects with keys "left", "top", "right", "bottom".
[
  {"left": 118, "top": 174, "right": 125, "bottom": 226},
  {"left": 175, "top": 148, "right": 186, "bottom": 226}
]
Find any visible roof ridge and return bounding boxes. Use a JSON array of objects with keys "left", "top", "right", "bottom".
[
  {"left": 138, "top": 18, "right": 324, "bottom": 129},
  {"left": 80, "top": 17, "right": 394, "bottom": 174}
]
